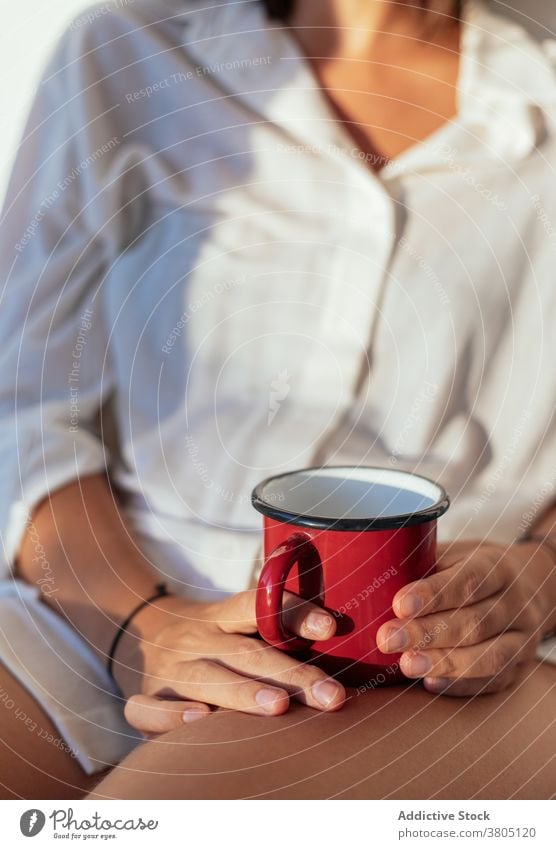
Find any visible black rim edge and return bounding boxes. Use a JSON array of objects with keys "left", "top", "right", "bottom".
[{"left": 251, "top": 466, "right": 450, "bottom": 531}]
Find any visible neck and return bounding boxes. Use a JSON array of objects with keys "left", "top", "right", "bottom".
[{"left": 286, "top": 0, "right": 460, "bottom": 56}]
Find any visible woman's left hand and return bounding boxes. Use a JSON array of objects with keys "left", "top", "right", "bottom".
[{"left": 376, "top": 540, "right": 552, "bottom": 696}]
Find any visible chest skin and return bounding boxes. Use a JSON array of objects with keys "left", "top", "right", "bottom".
[{"left": 288, "top": 16, "right": 461, "bottom": 169}]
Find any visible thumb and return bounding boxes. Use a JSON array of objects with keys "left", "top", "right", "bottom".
[{"left": 124, "top": 694, "right": 211, "bottom": 734}]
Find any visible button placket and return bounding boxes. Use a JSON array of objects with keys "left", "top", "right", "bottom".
[{"left": 305, "top": 175, "right": 399, "bottom": 467}]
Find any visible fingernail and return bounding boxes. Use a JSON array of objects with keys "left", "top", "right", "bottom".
[
  {"left": 399, "top": 594, "right": 424, "bottom": 617},
  {"left": 403, "top": 652, "right": 432, "bottom": 677},
  {"left": 424, "top": 677, "right": 451, "bottom": 692},
  {"left": 379, "top": 625, "right": 408, "bottom": 652},
  {"left": 306, "top": 611, "right": 333, "bottom": 637},
  {"left": 312, "top": 678, "right": 343, "bottom": 708},
  {"left": 182, "top": 708, "right": 209, "bottom": 723},
  {"left": 255, "top": 687, "right": 287, "bottom": 713}
]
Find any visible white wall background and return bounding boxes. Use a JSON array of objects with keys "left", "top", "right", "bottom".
[
  {"left": 0, "top": 0, "right": 92, "bottom": 203},
  {"left": 1, "top": 0, "right": 556, "bottom": 203}
]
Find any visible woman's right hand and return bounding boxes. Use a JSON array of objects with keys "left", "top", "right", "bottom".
[{"left": 113, "top": 590, "right": 346, "bottom": 736}]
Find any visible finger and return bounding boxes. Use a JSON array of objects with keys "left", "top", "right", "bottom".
[
  {"left": 434, "top": 541, "right": 486, "bottom": 571},
  {"left": 213, "top": 589, "right": 337, "bottom": 642},
  {"left": 163, "top": 658, "right": 291, "bottom": 715},
  {"left": 399, "top": 632, "right": 528, "bottom": 680},
  {"left": 392, "top": 554, "right": 505, "bottom": 619},
  {"left": 204, "top": 633, "right": 346, "bottom": 711},
  {"left": 422, "top": 664, "right": 518, "bottom": 697},
  {"left": 124, "top": 694, "right": 211, "bottom": 734},
  {"left": 281, "top": 592, "right": 336, "bottom": 641},
  {"left": 377, "top": 594, "right": 511, "bottom": 654},
  {"left": 210, "top": 590, "right": 259, "bottom": 634}
]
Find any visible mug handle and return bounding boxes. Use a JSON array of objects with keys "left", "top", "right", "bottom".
[{"left": 256, "top": 532, "right": 321, "bottom": 651}]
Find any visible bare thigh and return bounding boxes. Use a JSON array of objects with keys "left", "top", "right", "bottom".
[
  {"left": 0, "top": 663, "right": 106, "bottom": 799},
  {"left": 90, "top": 662, "right": 556, "bottom": 800}
]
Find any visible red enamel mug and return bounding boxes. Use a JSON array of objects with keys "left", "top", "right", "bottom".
[{"left": 253, "top": 466, "right": 449, "bottom": 687}]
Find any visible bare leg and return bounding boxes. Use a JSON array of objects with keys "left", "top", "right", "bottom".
[
  {"left": 0, "top": 663, "right": 106, "bottom": 799},
  {"left": 90, "top": 661, "right": 556, "bottom": 800}
]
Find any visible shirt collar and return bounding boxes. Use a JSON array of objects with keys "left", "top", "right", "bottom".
[
  {"left": 458, "top": 0, "right": 556, "bottom": 160},
  {"left": 180, "top": 0, "right": 364, "bottom": 151},
  {"left": 180, "top": 0, "right": 556, "bottom": 162}
]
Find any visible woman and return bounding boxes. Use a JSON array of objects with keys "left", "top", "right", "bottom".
[{"left": 0, "top": 0, "right": 555, "bottom": 799}]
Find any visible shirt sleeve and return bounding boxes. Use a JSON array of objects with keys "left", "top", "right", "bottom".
[{"left": 0, "top": 24, "right": 126, "bottom": 575}]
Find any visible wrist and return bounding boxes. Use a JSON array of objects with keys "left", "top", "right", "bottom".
[
  {"left": 514, "top": 540, "right": 556, "bottom": 636},
  {"left": 124, "top": 592, "right": 188, "bottom": 643},
  {"left": 110, "top": 592, "right": 188, "bottom": 697}
]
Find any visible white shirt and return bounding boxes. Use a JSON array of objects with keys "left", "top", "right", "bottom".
[{"left": 1, "top": 0, "right": 556, "bottom": 774}]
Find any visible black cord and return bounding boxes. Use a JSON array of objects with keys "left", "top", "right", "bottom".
[{"left": 107, "top": 583, "right": 170, "bottom": 682}]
